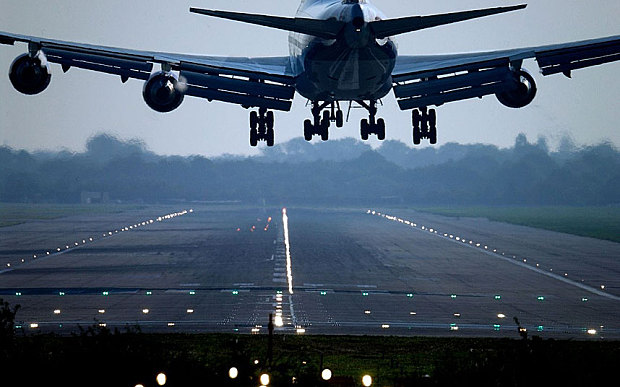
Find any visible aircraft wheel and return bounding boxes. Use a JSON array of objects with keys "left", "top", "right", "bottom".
[
  {"left": 250, "top": 111, "right": 259, "bottom": 130},
  {"left": 304, "top": 119, "right": 313, "bottom": 141},
  {"left": 321, "top": 124, "right": 329, "bottom": 141},
  {"left": 360, "top": 119, "right": 369, "bottom": 141},
  {"left": 413, "top": 126, "right": 421, "bottom": 145},
  {"left": 250, "top": 128, "right": 258, "bottom": 147},
  {"left": 336, "top": 110, "right": 344, "bottom": 128},
  {"left": 377, "top": 118, "right": 386, "bottom": 140},
  {"left": 267, "top": 128, "right": 275, "bottom": 146},
  {"left": 429, "top": 109, "right": 436, "bottom": 128},
  {"left": 266, "top": 111, "right": 274, "bottom": 130},
  {"left": 412, "top": 109, "right": 421, "bottom": 129}
]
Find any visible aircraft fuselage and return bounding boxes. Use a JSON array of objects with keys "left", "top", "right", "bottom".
[{"left": 290, "top": 0, "right": 397, "bottom": 101}]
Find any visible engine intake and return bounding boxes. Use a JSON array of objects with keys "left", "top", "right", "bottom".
[
  {"left": 496, "top": 68, "right": 537, "bottom": 109},
  {"left": 142, "top": 72, "right": 185, "bottom": 113},
  {"left": 9, "top": 53, "right": 52, "bottom": 95}
]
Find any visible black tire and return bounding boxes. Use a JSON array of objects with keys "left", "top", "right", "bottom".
[
  {"left": 413, "top": 126, "right": 421, "bottom": 145},
  {"left": 250, "top": 111, "right": 258, "bottom": 130},
  {"left": 321, "top": 124, "right": 329, "bottom": 141},
  {"left": 335, "top": 110, "right": 344, "bottom": 128},
  {"left": 304, "top": 120, "right": 313, "bottom": 141},
  {"left": 360, "top": 119, "right": 369, "bottom": 141},
  {"left": 412, "top": 109, "right": 420, "bottom": 129},
  {"left": 429, "top": 126, "right": 437, "bottom": 145},
  {"left": 322, "top": 110, "right": 331, "bottom": 128},
  {"left": 429, "top": 109, "right": 436, "bottom": 128},
  {"left": 266, "top": 111, "right": 274, "bottom": 130},
  {"left": 267, "top": 128, "right": 275, "bottom": 146},
  {"left": 250, "top": 128, "right": 258, "bottom": 147},
  {"left": 377, "top": 118, "right": 386, "bottom": 140}
]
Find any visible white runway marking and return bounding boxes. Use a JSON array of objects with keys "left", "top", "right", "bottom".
[{"left": 369, "top": 209, "right": 620, "bottom": 302}]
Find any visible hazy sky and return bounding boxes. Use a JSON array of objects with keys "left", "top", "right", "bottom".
[{"left": 1, "top": 0, "right": 619, "bottom": 156}]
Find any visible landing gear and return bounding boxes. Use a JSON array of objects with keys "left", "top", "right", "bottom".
[
  {"left": 358, "top": 100, "right": 386, "bottom": 141},
  {"left": 412, "top": 107, "right": 437, "bottom": 145},
  {"left": 249, "top": 107, "right": 275, "bottom": 147},
  {"left": 303, "top": 102, "right": 343, "bottom": 141}
]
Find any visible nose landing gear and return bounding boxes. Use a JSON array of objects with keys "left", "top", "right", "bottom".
[{"left": 358, "top": 100, "right": 385, "bottom": 141}]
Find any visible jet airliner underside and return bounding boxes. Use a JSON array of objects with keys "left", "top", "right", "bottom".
[{"left": 1, "top": 0, "right": 619, "bottom": 146}]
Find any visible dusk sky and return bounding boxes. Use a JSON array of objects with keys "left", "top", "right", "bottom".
[{"left": 1, "top": 0, "right": 619, "bottom": 156}]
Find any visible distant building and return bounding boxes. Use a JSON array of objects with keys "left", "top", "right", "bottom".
[{"left": 80, "top": 191, "right": 110, "bottom": 204}]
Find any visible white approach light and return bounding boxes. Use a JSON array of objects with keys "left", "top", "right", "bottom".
[
  {"left": 322, "top": 369, "right": 333, "bottom": 381},
  {"left": 260, "top": 373, "right": 270, "bottom": 386},
  {"left": 156, "top": 373, "right": 166, "bottom": 386},
  {"left": 362, "top": 374, "right": 372, "bottom": 386}
]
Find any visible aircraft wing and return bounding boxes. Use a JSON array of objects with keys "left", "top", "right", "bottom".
[
  {"left": 392, "top": 35, "right": 620, "bottom": 110},
  {"left": 0, "top": 31, "right": 296, "bottom": 111}
]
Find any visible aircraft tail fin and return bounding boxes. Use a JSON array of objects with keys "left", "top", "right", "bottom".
[
  {"left": 190, "top": 8, "right": 344, "bottom": 40},
  {"left": 370, "top": 4, "right": 527, "bottom": 39}
]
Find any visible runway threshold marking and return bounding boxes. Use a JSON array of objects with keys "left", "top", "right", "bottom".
[
  {"left": 281, "top": 208, "right": 298, "bottom": 328},
  {"left": 369, "top": 210, "right": 620, "bottom": 302}
]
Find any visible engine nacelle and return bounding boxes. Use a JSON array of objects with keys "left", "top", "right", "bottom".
[
  {"left": 496, "top": 68, "right": 537, "bottom": 109},
  {"left": 9, "top": 53, "right": 52, "bottom": 95},
  {"left": 142, "top": 71, "right": 185, "bottom": 113}
]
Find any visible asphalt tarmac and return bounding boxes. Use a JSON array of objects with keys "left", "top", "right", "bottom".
[{"left": 1, "top": 205, "right": 619, "bottom": 339}]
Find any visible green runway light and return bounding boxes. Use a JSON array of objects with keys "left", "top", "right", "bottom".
[
  {"left": 537, "top": 296, "right": 545, "bottom": 301},
  {"left": 451, "top": 294, "right": 457, "bottom": 299},
  {"left": 58, "top": 291, "right": 65, "bottom": 296},
  {"left": 276, "top": 290, "right": 283, "bottom": 294},
  {"left": 146, "top": 291, "right": 152, "bottom": 295},
  {"left": 102, "top": 291, "right": 109, "bottom": 296},
  {"left": 189, "top": 290, "right": 196, "bottom": 295},
  {"left": 494, "top": 295, "right": 501, "bottom": 300},
  {"left": 493, "top": 324, "right": 501, "bottom": 331},
  {"left": 232, "top": 290, "right": 239, "bottom": 295},
  {"left": 582, "top": 297, "right": 588, "bottom": 302},
  {"left": 15, "top": 292, "right": 22, "bottom": 296},
  {"left": 537, "top": 326, "right": 544, "bottom": 332},
  {"left": 362, "top": 292, "right": 369, "bottom": 296},
  {"left": 406, "top": 293, "right": 414, "bottom": 298},
  {"left": 320, "top": 291, "right": 327, "bottom": 296}
]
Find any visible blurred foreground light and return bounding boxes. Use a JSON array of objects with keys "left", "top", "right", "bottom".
[
  {"left": 135, "top": 385, "right": 144, "bottom": 387},
  {"left": 53, "top": 309, "right": 61, "bottom": 315},
  {"left": 156, "top": 372, "right": 166, "bottom": 386},
  {"left": 587, "top": 329, "right": 597, "bottom": 335},
  {"left": 296, "top": 327, "right": 306, "bottom": 334},
  {"left": 30, "top": 323, "right": 39, "bottom": 329},
  {"left": 260, "top": 373, "right": 270, "bottom": 385},
  {"left": 98, "top": 309, "right": 105, "bottom": 314},
  {"left": 362, "top": 374, "right": 372, "bottom": 386},
  {"left": 321, "top": 369, "right": 332, "bottom": 381},
  {"left": 275, "top": 315, "right": 284, "bottom": 327},
  {"left": 142, "top": 309, "right": 150, "bottom": 314},
  {"left": 228, "top": 367, "right": 238, "bottom": 379},
  {"left": 497, "top": 313, "right": 506, "bottom": 319},
  {"left": 381, "top": 324, "right": 390, "bottom": 329}
]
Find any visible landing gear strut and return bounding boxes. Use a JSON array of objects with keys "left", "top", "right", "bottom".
[
  {"left": 249, "top": 107, "right": 275, "bottom": 147},
  {"left": 358, "top": 100, "right": 385, "bottom": 141},
  {"left": 412, "top": 107, "right": 437, "bottom": 145},
  {"left": 304, "top": 101, "right": 343, "bottom": 141}
]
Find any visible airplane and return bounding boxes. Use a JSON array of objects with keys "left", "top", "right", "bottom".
[{"left": 1, "top": 0, "right": 619, "bottom": 147}]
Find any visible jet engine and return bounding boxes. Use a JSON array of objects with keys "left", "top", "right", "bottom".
[
  {"left": 142, "top": 71, "right": 185, "bottom": 113},
  {"left": 9, "top": 53, "right": 52, "bottom": 95},
  {"left": 496, "top": 68, "right": 537, "bottom": 108}
]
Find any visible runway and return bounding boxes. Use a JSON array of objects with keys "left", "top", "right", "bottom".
[{"left": 1, "top": 205, "right": 619, "bottom": 338}]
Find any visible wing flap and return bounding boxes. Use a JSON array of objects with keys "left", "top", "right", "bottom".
[
  {"left": 536, "top": 37, "right": 620, "bottom": 76},
  {"left": 393, "top": 59, "right": 516, "bottom": 110}
]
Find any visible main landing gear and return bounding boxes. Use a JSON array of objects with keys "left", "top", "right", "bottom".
[
  {"left": 412, "top": 106, "right": 437, "bottom": 145},
  {"left": 358, "top": 100, "right": 385, "bottom": 141},
  {"left": 249, "top": 107, "right": 275, "bottom": 147},
  {"left": 304, "top": 101, "right": 344, "bottom": 141}
]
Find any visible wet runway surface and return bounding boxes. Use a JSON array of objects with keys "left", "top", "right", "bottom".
[{"left": 1, "top": 205, "right": 619, "bottom": 338}]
